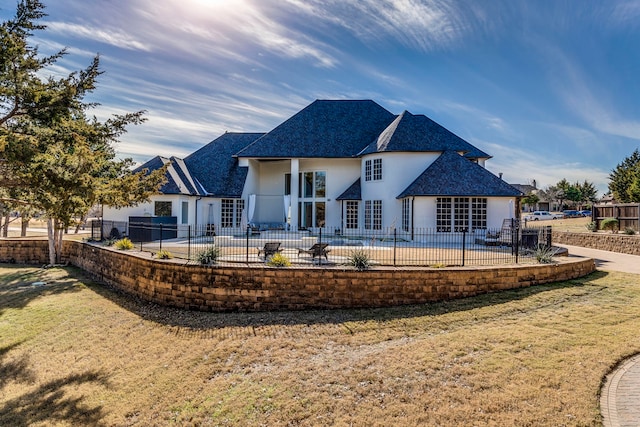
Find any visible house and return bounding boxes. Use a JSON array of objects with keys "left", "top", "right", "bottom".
[{"left": 104, "top": 100, "right": 522, "bottom": 237}]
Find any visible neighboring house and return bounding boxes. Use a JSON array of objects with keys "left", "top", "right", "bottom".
[
  {"left": 510, "top": 180, "right": 553, "bottom": 212},
  {"left": 104, "top": 100, "right": 522, "bottom": 237}
]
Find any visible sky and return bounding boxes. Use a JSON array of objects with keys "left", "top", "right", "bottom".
[{"left": 3, "top": 0, "right": 640, "bottom": 196}]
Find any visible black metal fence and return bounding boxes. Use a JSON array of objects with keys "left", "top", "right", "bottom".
[{"left": 91, "top": 220, "right": 553, "bottom": 267}]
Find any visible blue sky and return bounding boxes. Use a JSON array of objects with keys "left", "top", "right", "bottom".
[{"left": 3, "top": 0, "right": 640, "bottom": 195}]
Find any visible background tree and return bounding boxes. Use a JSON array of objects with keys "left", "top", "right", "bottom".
[
  {"left": 1, "top": 1, "right": 166, "bottom": 264},
  {"left": 522, "top": 193, "right": 539, "bottom": 211},
  {"left": 575, "top": 180, "right": 598, "bottom": 207},
  {"left": 609, "top": 149, "right": 640, "bottom": 203}
]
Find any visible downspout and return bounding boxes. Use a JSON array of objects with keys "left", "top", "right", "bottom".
[
  {"left": 411, "top": 197, "right": 415, "bottom": 241},
  {"left": 195, "top": 196, "right": 202, "bottom": 228}
]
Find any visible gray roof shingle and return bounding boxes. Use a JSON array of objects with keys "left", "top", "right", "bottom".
[
  {"left": 359, "top": 111, "right": 490, "bottom": 159},
  {"left": 185, "top": 132, "right": 264, "bottom": 198},
  {"left": 397, "top": 151, "right": 523, "bottom": 198},
  {"left": 235, "top": 100, "right": 396, "bottom": 158},
  {"left": 336, "top": 178, "right": 361, "bottom": 200}
]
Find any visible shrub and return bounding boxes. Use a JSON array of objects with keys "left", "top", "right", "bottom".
[
  {"left": 600, "top": 218, "right": 619, "bottom": 233},
  {"left": 196, "top": 245, "right": 220, "bottom": 265},
  {"left": 624, "top": 227, "right": 637, "bottom": 235},
  {"left": 534, "top": 245, "right": 558, "bottom": 264},
  {"left": 585, "top": 221, "right": 598, "bottom": 232},
  {"left": 156, "top": 249, "right": 173, "bottom": 259},
  {"left": 348, "top": 249, "right": 371, "bottom": 271},
  {"left": 431, "top": 263, "right": 446, "bottom": 268},
  {"left": 114, "top": 237, "right": 134, "bottom": 250},
  {"left": 102, "top": 238, "right": 117, "bottom": 246},
  {"left": 267, "top": 252, "right": 291, "bottom": 267}
]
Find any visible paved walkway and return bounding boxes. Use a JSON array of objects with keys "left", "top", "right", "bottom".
[{"left": 555, "top": 244, "right": 640, "bottom": 426}]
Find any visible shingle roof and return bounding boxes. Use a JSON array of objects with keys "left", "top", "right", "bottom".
[
  {"left": 235, "top": 100, "right": 396, "bottom": 158},
  {"left": 359, "top": 111, "right": 490, "bottom": 159},
  {"left": 185, "top": 132, "right": 264, "bottom": 198},
  {"left": 397, "top": 151, "right": 523, "bottom": 198},
  {"left": 135, "top": 156, "right": 202, "bottom": 195},
  {"left": 336, "top": 178, "right": 361, "bottom": 200}
]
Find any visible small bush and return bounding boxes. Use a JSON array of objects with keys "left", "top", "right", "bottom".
[
  {"left": 156, "top": 249, "right": 173, "bottom": 259},
  {"left": 196, "top": 245, "right": 220, "bottom": 265},
  {"left": 431, "top": 263, "right": 447, "bottom": 268},
  {"left": 114, "top": 237, "right": 134, "bottom": 250},
  {"left": 585, "top": 221, "right": 598, "bottom": 232},
  {"left": 600, "top": 218, "right": 619, "bottom": 233},
  {"left": 267, "top": 252, "right": 291, "bottom": 267},
  {"left": 624, "top": 227, "right": 637, "bottom": 235},
  {"left": 102, "top": 238, "right": 117, "bottom": 246},
  {"left": 348, "top": 249, "right": 371, "bottom": 271},
  {"left": 534, "top": 245, "right": 557, "bottom": 264}
]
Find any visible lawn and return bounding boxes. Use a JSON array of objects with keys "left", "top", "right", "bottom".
[{"left": 1, "top": 263, "right": 639, "bottom": 426}]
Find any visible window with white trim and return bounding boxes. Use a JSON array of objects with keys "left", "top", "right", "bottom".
[
  {"left": 454, "top": 197, "right": 469, "bottom": 232},
  {"left": 364, "top": 200, "right": 372, "bottom": 229},
  {"left": 297, "top": 171, "right": 327, "bottom": 228},
  {"left": 471, "top": 198, "right": 487, "bottom": 230},
  {"left": 373, "top": 200, "right": 382, "bottom": 230},
  {"left": 346, "top": 201, "right": 359, "bottom": 229},
  {"left": 373, "top": 158, "right": 382, "bottom": 180},
  {"left": 364, "top": 158, "right": 383, "bottom": 181},
  {"left": 437, "top": 197, "right": 488, "bottom": 232},
  {"left": 364, "top": 200, "right": 382, "bottom": 230},
  {"left": 402, "top": 198, "right": 410, "bottom": 231},
  {"left": 436, "top": 198, "right": 452, "bottom": 232},
  {"left": 154, "top": 201, "right": 172, "bottom": 217},
  {"left": 221, "top": 199, "right": 244, "bottom": 228}
]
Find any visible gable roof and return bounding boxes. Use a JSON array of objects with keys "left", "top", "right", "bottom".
[
  {"left": 185, "top": 132, "right": 264, "bottom": 198},
  {"left": 135, "top": 156, "right": 204, "bottom": 196},
  {"left": 336, "top": 178, "right": 361, "bottom": 200},
  {"left": 397, "top": 150, "right": 523, "bottom": 198},
  {"left": 235, "top": 100, "right": 396, "bottom": 158},
  {"left": 359, "top": 111, "right": 490, "bottom": 159}
]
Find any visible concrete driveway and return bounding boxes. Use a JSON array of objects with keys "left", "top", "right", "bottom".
[{"left": 555, "top": 244, "right": 640, "bottom": 275}]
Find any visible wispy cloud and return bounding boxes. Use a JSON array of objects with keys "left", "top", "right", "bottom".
[
  {"left": 46, "top": 22, "right": 152, "bottom": 52},
  {"left": 283, "top": 0, "right": 485, "bottom": 52}
]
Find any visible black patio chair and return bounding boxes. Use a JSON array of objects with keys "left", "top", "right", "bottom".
[
  {"left": 297, "top": 242, "right": 330, "bottom": 261},
  {"left": 257, "top": 242, "right": 282, "bottom": 258}
]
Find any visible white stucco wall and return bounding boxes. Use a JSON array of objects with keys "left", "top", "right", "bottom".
[{"left": 360, "top": 152, "right": 440, "bottom": 228}]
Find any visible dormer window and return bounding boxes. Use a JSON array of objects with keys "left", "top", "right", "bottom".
[{"left": 365, "top": 158, "right": 382, "bottom": 181}]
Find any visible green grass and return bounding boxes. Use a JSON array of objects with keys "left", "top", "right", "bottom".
[{"left": 1, "top": 263, "right": 639, "bottom": 425}]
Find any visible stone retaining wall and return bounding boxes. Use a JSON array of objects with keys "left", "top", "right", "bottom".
[
  {"left": 0, "top": 239, "right": 596, "bottom": 312},
  {"left": 553, "top": 231, "right": 640, "bottom": 256}
]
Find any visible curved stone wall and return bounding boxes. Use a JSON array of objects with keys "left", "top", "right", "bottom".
[{"left": 1, "top": 239, "right": 596, "bottom": 312}]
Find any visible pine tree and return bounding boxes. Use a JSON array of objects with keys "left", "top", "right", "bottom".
[
  {"left": 1, "top": 1, "right": 166, "bottom": 264},
  {"left": 609, "top": 149, "right": 640, "bottom": 203}
]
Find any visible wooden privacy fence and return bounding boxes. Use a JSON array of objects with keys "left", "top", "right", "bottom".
[{"left": 594, "top": 203, "right": 640, "bottom": 231}]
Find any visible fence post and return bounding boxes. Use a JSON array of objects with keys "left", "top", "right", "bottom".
[
  {"left": 246, "top": 225, "right": 250, "bottom": 264},
  {"left": 461, "top": 228, "right": 466, "bottom": 267},
  {"left": 393, "top": 228, "right": 397, "bottom": 267},
  {"left": 159, "top": 223, "right": 163, "bottom": 252},
  {"left": 319, "top": 227, "right": 322, "bottom": 245},
  {"left": 513, "top": 219, "right": 519, "bottom": 264},
  {"left": 188, "top": 225, "right": 191, "bottom": 260}
]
